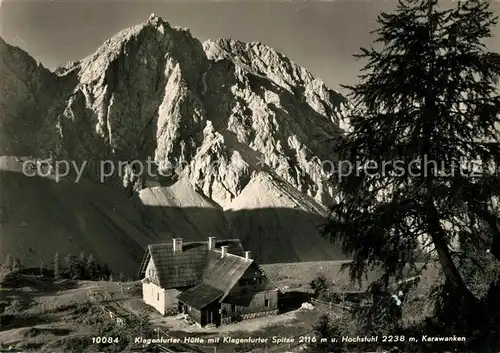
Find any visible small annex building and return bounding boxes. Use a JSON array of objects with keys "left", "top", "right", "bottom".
[{"left": 138, "top": 237, "right": 279, "bottom": 327}]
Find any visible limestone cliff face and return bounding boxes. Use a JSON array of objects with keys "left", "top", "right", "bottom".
[
  {"left": 195, "top": 38, "right": 348, "bottom": 206},
  {"left": 44, "top": 15, "right": 210, "bottom": 194},
  {"left": 203, "top": 38, "right": 347, "bottom": 122},
  {"left": 1, "top": 13, "right": 348, "bottom": 206},
  {"left": 0, "top": 37, "right": 59, "bottom": 156}
]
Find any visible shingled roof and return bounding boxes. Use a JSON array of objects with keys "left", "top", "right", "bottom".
[
  {"left": 175, "top": 250, "right": 253, "bottom": 308},
  {"left": 202, "top": 250, "right": 253, "bottom": 299},
  {"left": 138, "top": 239, "right": 245, "bottom": 289},
  {"left": 177, "top": 283, "right": 224, "bottom": 310}
]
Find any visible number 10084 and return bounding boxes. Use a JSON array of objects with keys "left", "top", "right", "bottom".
[{"left": 92, "top": 337, "right": 119, "bottom": 344}]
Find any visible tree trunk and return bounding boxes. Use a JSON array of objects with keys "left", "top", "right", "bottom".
[
  {"left": 472, "top": 206, "right": 500, "bottom": 261},
  {"left": 426, "top": 203, "right": 478, "bottom": 300}
]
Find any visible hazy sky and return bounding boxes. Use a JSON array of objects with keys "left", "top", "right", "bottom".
[{"left": 1, "top": 0, "right": 499, "bottom": 90}]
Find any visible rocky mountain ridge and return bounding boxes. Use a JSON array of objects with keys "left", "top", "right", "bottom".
[
  {"left": 2, "top": 13, "right": 348, "bottom": 206},
  {"left": 0, "top": 14, "right": 348, "bottom": 270}
]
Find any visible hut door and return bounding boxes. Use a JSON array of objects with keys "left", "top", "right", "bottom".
[{"left": 207, "top": 310, "right": 214, "bottom": 324}]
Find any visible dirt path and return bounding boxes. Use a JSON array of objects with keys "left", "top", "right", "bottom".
[{"left": 156, "top": 309, "right": 300, "bottom": 334}]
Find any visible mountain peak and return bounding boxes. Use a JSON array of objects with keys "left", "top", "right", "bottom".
[
  {"left": 147, "top": 13, "right": 169, "bottom": 28},
  {"left": 148, "top": 12, "right": 161, "bottom": 21}
]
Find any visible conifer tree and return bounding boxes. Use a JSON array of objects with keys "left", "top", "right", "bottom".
[
  {"left": 39, "top": 260, "right": 45, "bottom": 276},
  {"left": 99, "top": 263, "right": 112, "bottom": 281},
  {"left": 323, "top": 0, "right": 500, "bottom": 350},
  {"left": 86, "top": 254, "right": 96, "bottom": 280},
  {"left": 79, "top": 251, "right": 86, "bottom": 278},
  {"left": 63, "top": 253, "right": 72, "bottom": 270},
  {"left": 79, "top": 251, "right": 85, "bottom": 263},
  {"left": 309, "top": 314, "right": 346, "bottom": 353},
  {"left": 2, "top": 254, "right": 13, "bottom": 271},
  {"left": 12, "top": 258, "right": 22, "bottom": 272},
  {"left": 66, "top": 254, "right": 80, "bottom": 279},
  {"left": 53, "top": 252, "right": 61, "bottom": 279}
]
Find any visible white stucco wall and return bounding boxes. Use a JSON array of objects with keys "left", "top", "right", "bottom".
[
  {"left": 143, "top": 281, "right": 166, "bottom": 315},
  {"left": 142, "top": 258, "right": 180, "bottom": 315},
  {"left": 142, "top": 259, "right": 166, "bottom": 314}
]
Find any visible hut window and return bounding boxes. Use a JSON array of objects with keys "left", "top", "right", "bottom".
[
  {"left": 157, "top": 293, "right": 159, "bottom": 301},
  {"left": 264, "top": 299, "right": 269, "bottom": 307},
  {"left": 231, "top": 304, "right": 236, "bottom": 312}
]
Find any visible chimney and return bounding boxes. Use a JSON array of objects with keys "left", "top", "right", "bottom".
[
  {"left": 173, "top": 238, "right": 183, "bottom": 252},
  {"left": 245, "top": 251, "right": 251, "bottom": 260},
  {"left": 221, "top": 246, "right": 228, "bottom": 258},
  {"left": 208, "top": 237, "right": 216, "bottom": 250}
]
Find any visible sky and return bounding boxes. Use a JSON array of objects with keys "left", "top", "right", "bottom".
[{"left": 0, "top": 0, "right": 499, "bottom": 90}]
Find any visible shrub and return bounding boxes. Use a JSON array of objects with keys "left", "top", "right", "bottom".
[
  {"left": 92, "top": 313, "right": 157, "bottom": 352},
  {"left": 309, "top": 314, "right": 346, "bottom": 353},
  {"left": 4, "top": 299, "right": 24, "bottom": 314},
  {"left": 310, "top": 273, "right": 330, "bottom": 300}
]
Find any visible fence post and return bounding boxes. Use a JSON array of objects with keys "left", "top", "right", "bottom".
[{"left": 341, "top": 291, "right": 344, "bottom": 318}]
